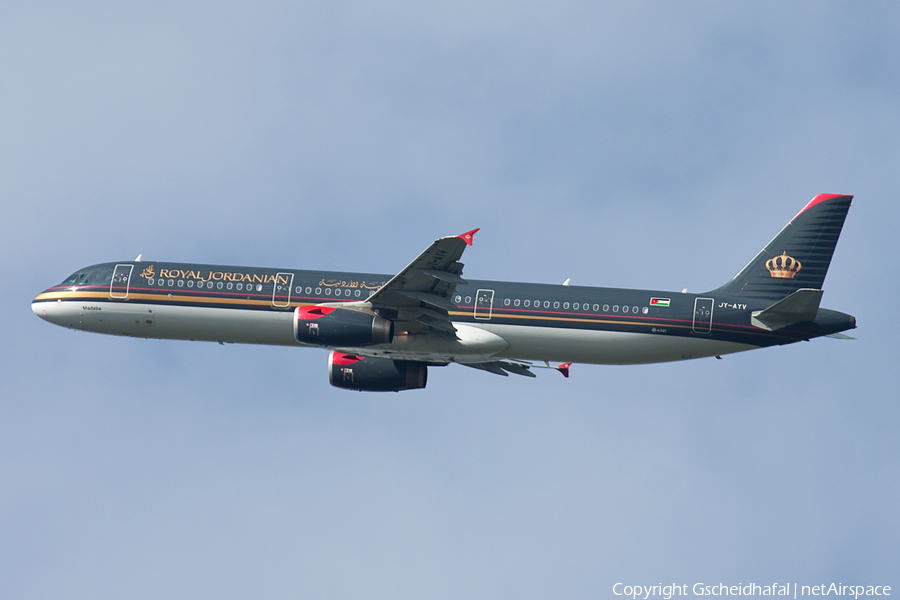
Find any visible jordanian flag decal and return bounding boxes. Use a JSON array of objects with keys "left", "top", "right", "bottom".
[{"left": 649, "top": 298, "right": 670, "bottom": 307}]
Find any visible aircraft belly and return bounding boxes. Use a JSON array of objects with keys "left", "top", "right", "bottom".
[
  {"left": 39, "top": 301, "right": 754, "bottom": 363},
  {"left": 149, "top": 305, "right": 296, "bottom": 345},
  {"left": 476, "top": 323, "right": 755, "bottom": 365},
  {"left": 39, "top": 301, "right": 296, "bottom": 346}
]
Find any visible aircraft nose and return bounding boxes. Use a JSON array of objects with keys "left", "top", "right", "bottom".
[{"left": 32, "top": 295, "right": 52, "bottom": 322}]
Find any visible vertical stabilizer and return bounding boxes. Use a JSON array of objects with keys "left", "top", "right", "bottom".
[{"left": 712, "top": 194, "right": 852, "bottom": 300}]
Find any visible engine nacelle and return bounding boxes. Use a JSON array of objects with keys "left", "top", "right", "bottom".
[
  {"left": 328, "top": 352, "right": 427, "bottom": 392},
  {"left": 295, "top": 306, "right": 393, "bottom": 347}
]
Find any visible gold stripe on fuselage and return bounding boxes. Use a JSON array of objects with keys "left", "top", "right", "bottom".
[
  {"left": 34, "top": 290, "right": 300, "bottom": 308},
  {"left": 35, "top": 290, "right": 702, "bottom": 332}
]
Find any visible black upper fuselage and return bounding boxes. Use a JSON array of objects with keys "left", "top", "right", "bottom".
[{"left": 33, "top": 260, "right": 856, "bottom": 349}]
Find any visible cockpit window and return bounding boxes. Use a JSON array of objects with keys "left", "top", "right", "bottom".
[
  {"left": 63, "top": 272, "right": 90, "bottom": 285},
  {"left": 60, "top": 266, "right": 114, "bottom": 286}
]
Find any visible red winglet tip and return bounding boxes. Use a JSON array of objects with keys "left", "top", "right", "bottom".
[
  {"left": 792, "top": 193, "right": 852, "bottom": 221},
  {"left": 458, "top": 228, "right": 480, "bottom": 246},
  {"left": 556, "top": 362, "right": 572, "bottom": 378}
]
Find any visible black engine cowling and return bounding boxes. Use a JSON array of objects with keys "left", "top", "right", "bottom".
[
  {"left": 328, "top": 352, "right": 428, "bottom": 392},
  {"left": 295, "top": 306, "right": 393, "bottom": 347}
]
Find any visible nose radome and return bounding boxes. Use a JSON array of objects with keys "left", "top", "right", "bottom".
[{"left": 32, "top": 298, "right": 50, "bottom": 321}]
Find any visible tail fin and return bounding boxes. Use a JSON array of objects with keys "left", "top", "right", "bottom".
[{"left": 712, "top": 193, "right": 853, "bottom": 300}]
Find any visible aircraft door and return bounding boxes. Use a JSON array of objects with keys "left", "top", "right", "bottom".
[
  {"left": 109, "top": 264, "right": 134, "bottom": 299},
  {"left": 474, "top": 289, "right": 494, "bottom": 320},
  {"left": 272, "top": 273, "right": 294, "bottom": 307},
  {"left": 692, "top": 297, "right": 714, "bottom": 334}
]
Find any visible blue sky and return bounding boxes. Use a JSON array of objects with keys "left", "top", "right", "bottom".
[{"left": 2, "top": 2, "right": 898, "bottom": 598}]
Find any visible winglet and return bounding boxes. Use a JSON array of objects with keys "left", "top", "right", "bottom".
[
  {"left": 555, "top": 362, "right": 572, "bottom": 378},
  {"left": 457, "top": 228, "right": 480, "bottom": 246}
]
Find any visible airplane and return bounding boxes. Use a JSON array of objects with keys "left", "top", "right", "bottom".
[{"left": 32, "top": 193, "right": 855, "bottom": 392}]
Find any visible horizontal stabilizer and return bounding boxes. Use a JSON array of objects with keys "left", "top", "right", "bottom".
[
  {"left": 751, "top": 288, "right": 823, "bottom": 331},
  {"left": 826, "top": 332, "right": 856, "bottom": 340}
]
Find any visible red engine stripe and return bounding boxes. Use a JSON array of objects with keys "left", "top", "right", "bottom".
[
  {"left": 332, "top": 353, "right": 362, "bottom": 365},
  {"left": 296, "top": 305, "right": 336, "bottom": 319}
]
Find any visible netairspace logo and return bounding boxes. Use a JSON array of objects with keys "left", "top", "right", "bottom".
[{"left": 612, "top": 583, "right": 891, "bottom": 599}]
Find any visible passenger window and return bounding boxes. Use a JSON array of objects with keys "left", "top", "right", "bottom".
[
  {"left": 593, "top": 304, "right": 600, "bottom": 311},
  {"left": 316, "top": 288, "right": 322, "bottom": 295},
  {"left": 334, "top": 289, "right": 342, "bottom": 296},
  {"left": 355, "top": 289, "right": 361, "bottom": 297},
  {"left": 553, "top": 301, "right": 559, "bottom": 309},
  {"left": 188, "top": 280, "right": 194, "bottom": 288},
  {"left": 563, "top": 302, "right": 569, "bottom": 309},
  {"left": 325, "top": 288, "right": 332, "bottom": 295},
  {"left": 524, "top": 300, "right": 530, "bottom": 307},
  {"left": 573, "top": 302, "right": 579, "bottom": 310},
  {"left": 168, "top": 279, "right": 174, "bottom": 287},
  {"left": 256, "top": 284, "right": 262, "bottom": 292},
  {"left": 642, "top": 307, "right": 649, "bottom": 314},
  {"left": 148, "top": 279, "right": 155, "bottom": 286},
  {"left": 613, "top": 305, "right": 619, "bottom": 312},
  {"left": 504, "top": 298, "right": 510, "bottom": 306},
  {"left": 514, "top": 299, "right": 520, "bottom": 307},
  {"left": 178, "top": 280, "right": 184, "bottom": 287},
  {"left": 543, "top": 301, "right": 550, "bottom": 308},
  {"left": 603, "top": 304, "right": 609, "bottom": 312}
]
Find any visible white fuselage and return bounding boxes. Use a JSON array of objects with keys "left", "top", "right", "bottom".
[{"left": 33, "top": 298, "right": 756, "bottom": 365}]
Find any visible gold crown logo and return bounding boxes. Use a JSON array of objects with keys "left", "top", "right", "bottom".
[
  {"left": 766, "top": 251, "right": 801, "bottom": 279},
  {"left": 140, "top": 264, "right": 155, "bottom": 279}
]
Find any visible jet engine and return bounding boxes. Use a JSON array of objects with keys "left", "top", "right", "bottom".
[
  {"left": 328, "top": 352, "right": 427, "bottom": 392},
  {"left": 294, "top": 306, "right": 393, "bottom": 347}
]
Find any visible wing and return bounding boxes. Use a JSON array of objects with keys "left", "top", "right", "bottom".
[
  {"left": 461, "top": 360, "right": 572, "bottom": 378},
  {"left": 462, "top": 360, "right": 536, "bottom": 377},
  {"left": 366, "top": 228, "right": 479, "bottom": 336}
]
